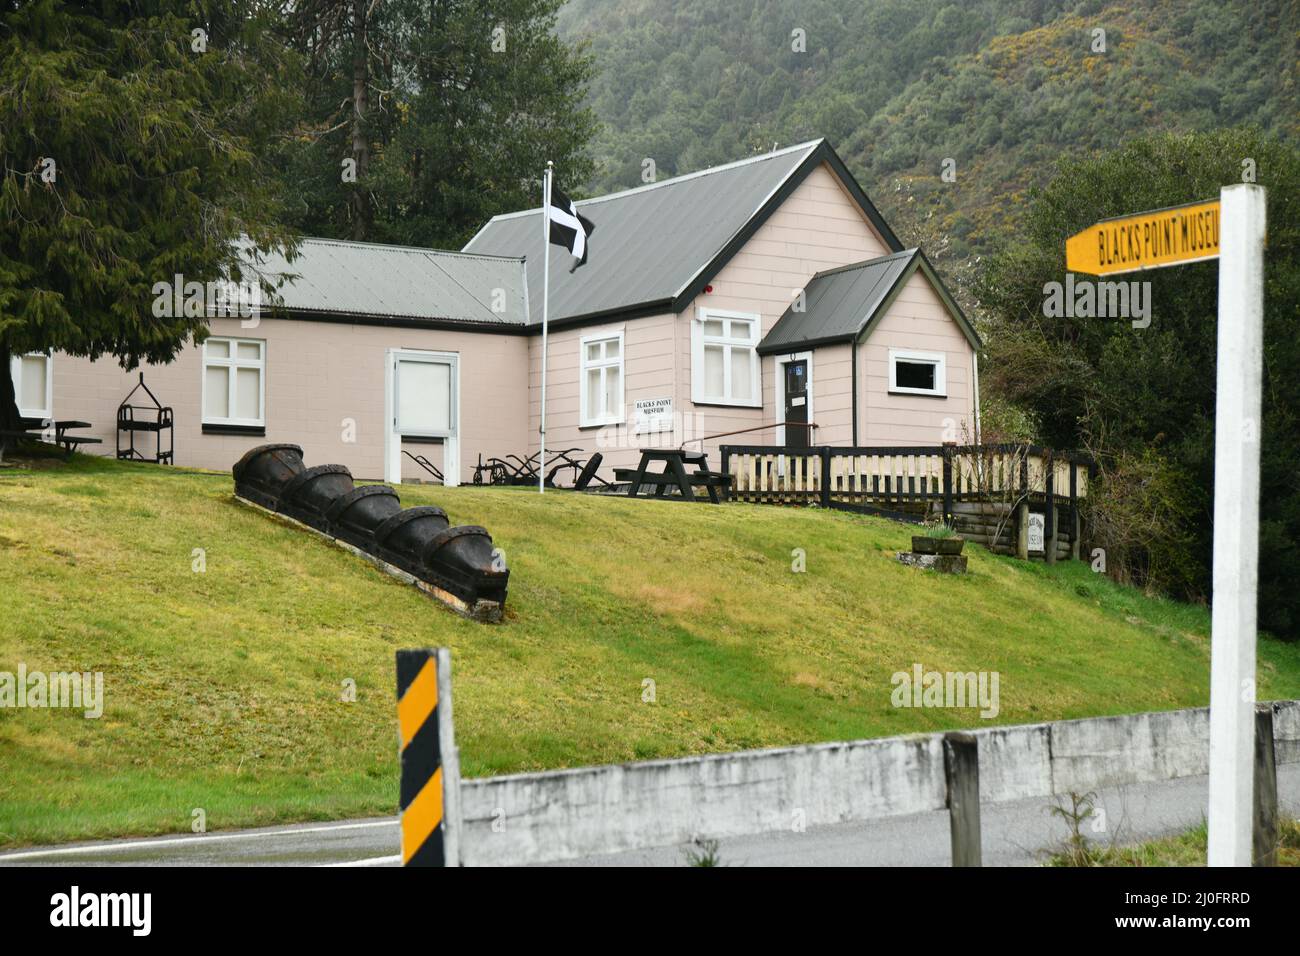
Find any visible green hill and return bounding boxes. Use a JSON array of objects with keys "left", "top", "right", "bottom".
[
  {"left": 560, "top": 0, "right": 1298, "bottom": 299},
  {"left": 2, "top": 454, "right": 1299, "bottom": 846}
]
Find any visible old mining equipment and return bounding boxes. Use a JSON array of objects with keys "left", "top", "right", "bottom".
[{"left": 233, "top": 444, "right": 508, "bottom": 620}]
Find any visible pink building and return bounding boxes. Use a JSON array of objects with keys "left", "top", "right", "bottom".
[{"left": 17, "top": 139, "right": 980, "bottom": 483}]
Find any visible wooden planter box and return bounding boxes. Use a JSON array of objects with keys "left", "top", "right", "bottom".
[{"left": 911, "top": 536, "right": 965, "bottom": 555}]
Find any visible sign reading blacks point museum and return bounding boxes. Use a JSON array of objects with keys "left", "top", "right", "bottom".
[
  {"left": 1062, "top": 186, "right": 1266, "bottom": 867},
  {"left": 1065, "top": 199, "right": 1220, "bottom": 276}
]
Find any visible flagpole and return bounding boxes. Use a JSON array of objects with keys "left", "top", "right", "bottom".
[{"left": 539, "top": 161, "right": 552, "bottom": 495}]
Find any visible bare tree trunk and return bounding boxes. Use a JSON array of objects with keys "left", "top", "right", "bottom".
[
  {"left": 349, "top": 0, "right": 371, "bottom": 240},
  {"left": 0, "top": 347, "right": 22, "bottom": 464},
  {"left": 0, "top": 348, "right": 21, "bottom": 433}
]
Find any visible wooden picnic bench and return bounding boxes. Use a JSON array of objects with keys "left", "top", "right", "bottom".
[
  {"left": 614, "top": 448, "right": 731, "bottom": 503},
  {"left": 0, "top": 419, "right": 102, "bottom": 460}
]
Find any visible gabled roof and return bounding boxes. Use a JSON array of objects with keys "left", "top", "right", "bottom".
[
  {"left": 246, "top": 238, "right": 529, "bottom": 329},
  {"left": 462, "top": 139, "right": 903, "bottom": 328},
  {"left": 757, "top": 249, "right": 982, "bottom": 355}
]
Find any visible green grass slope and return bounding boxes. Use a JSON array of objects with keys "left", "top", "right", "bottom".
[{"left": 2, "top": 455, "right": 1298, "bottom": 846}]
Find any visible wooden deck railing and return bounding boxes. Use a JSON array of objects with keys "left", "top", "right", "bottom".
[{"left": 719, "top": 443, "right": 1093, "bottom": 524}]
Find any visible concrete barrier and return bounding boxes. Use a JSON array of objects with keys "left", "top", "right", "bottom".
[{"left": 458, "top": 700, "right": 1300, "bottom": 866}]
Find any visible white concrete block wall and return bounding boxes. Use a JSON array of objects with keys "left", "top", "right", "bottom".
[{"left": 455, "top": 700, "right": 1300, "bottom": 866}]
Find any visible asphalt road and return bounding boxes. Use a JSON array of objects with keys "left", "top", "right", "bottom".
[{"left": 2, "top": 765, "right": 1295, "bottom": 867}]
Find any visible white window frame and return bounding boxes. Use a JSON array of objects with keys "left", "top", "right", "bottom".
[
  {"left": 202, "top": 336, "right": 266, "bottom": 427},
  {"left": 888, "top": 348, "right": 947, "bottom": 397},
  {"left": 691, "top": 308, "right": 761, "bottom": 407},
  {"left": 394, "top": 350, "right": 459, "bottom": 440},
  {"left": 10, "top": 351, "right": 53, "bottom": 421},
  {"left": 384, "top": 349, "right": 461, "bottom": 487},
  {"left": 579, "top": 329, "right": 625, "bottom": 427}
]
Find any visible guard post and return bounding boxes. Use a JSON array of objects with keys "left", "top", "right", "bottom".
[{"left": 396, "top": 647, "right": 462, "bottom": 866}]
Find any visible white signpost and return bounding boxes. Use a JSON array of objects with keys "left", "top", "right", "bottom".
[
  {"left": 1206, "top": 184, "right": 1266, "bottom": 866},
  {"left": 1066, "top": 184, "right": 1266, "bottom": 866}
]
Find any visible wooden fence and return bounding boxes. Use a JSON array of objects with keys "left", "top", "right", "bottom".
[{"left": 719, "top": 443, "right": 1094, "bottom": 530}]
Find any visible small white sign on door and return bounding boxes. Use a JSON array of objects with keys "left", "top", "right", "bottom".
[
  {"left": 634, "top": 397, "right": 673, "bottom": 434},
  {"left": 1027, "top": 512, "right": 1045, "bottom": 553}
]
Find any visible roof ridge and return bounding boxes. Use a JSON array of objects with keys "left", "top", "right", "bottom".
[
  {"left": 476, "top": 139, "right": 825, "bottom": 225},
  {"left": 809, "top": 248, "right": 918, "bottom": 281},
  {"left": 295, "top": 236, "right": 524, "bottom": 262}
]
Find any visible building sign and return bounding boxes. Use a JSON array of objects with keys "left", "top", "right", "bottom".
[
  {"left": 1065, "top": 199, "right": 1220, "bottom": 276},
  {"left": 634, "top": 397, "right": 673, "bottom": 434},
  {"left": 1027, "top": 512, "right": 1045, "bottom": 554}
]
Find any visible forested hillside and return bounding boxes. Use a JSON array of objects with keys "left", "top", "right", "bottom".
[{"left": 560, "top": 0, "right": 1297, "bottom": 280}]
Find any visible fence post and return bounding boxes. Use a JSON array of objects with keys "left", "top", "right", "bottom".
[
  {"left": 721, "top": 446, "right": 732, "bottom": 502},
  {"left": 1253, "top": 703, "right": 1278, "bottom": 866},
  {"left": 396, "top": 647, "right": 462, "bottom": 867},
  {"left": 1069, "top": 460, "right": 1080, "bottom": 560},
  {"left": 819, "top": 446, "right": 832, "bottom": 508},
  {"left": 943, "top": 732, "right": 982, "bottom": 867},
  {"left": 1044, "top": 451, "right": 1057, "bottom": 565},
  {"left": 1015, "top": 502, "right": 1029, "bottom": 560},
  {"left": 942, "top": 442, "right": 954, "bottom": 525}
]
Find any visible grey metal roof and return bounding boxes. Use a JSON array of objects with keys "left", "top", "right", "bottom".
[
  {"left": 243, "top": 238, "right": 528, "bottom": 327},
  {"left": 758, "top": 249, "right": 981, "bottom": 354},
  {"left": 463, "top": 140, "right": 834, "bottom": 325}
]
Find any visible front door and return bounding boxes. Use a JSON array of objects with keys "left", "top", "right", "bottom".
[{"left": 784, "top": 359, "right": 809, "bottom": 448}]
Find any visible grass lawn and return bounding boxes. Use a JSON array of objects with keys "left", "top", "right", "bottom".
[
  {"left": 1050, "top": 819, "right": 1300, "bottom": 866},
  {"left": 2, "top": 453, "right": 1300, "bottom": 847}
]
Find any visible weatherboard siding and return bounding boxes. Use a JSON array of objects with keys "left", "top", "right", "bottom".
[
  {"left": 671, "top": 161, "right": 894, "bottom": 463},
  {"left": 526, "top": 313, "right": 678, "bottom": 474},
  {"left": 858, "top": 269, "right": 978, "bottom": 446},
  {"left": 49, "top": 316, "right": 530, "bottom": 482},
  {"left": 524, "top": 161, "right": 968, "bottom": 468}
]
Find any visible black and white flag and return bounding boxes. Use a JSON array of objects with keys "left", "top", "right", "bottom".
[{"left": 547, "top": 185, "right": 595, "bottom": 272}]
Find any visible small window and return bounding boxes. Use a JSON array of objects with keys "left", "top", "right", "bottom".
[
  {"left": 396, "top": 353, "right": 455, "bottom": 438},
  {"left": 888, "top": 349, "right": 946, "bottom": 397},
  {"left": 10, "top": 351, "right": 52, "bottom": 420},
  {"left": 580, "top": 331, "right": 624, "bottom": 427},
  {"left": 692, "top": 310, "right": 760, "bottom": 407},
  {"left": 203, "top": 337, "right": 265, "bottom": 426}
]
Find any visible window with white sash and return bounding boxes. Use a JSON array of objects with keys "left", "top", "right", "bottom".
[
  {"left": 579, "top": 331, "right": 624, "bottom": 427},
  {"left": 203, "top": 337, "right": 265, "bottom": 426},
  {"left": 396, "top": 351, "right": 457, "bottom": 438},
  {"left": 692, "top": 309, "right": 760, "bottom": 407},
  {"left": 10, "top": 351, "right": 52, "bottom": 420}
]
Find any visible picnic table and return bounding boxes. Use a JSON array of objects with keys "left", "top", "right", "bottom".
[
  {"left": 0, "top": 418, "right": 102, "bottom": 460},
  {"left": 613, "top": 448, "right": 732, "bottom": 503}
]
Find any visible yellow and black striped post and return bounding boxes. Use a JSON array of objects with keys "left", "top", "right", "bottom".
[{"left": 396, "top": 647, "right": 461, "bottom": 866}]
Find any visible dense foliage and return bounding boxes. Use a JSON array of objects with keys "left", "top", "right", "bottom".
[
  {"left": 976, "top": 129, "right": 1300, "bottom": 637},
  {"left": 0, "top": 0, "right": 300, "bottom": 428},
  {"left": 560, "top": 0, "right": 1297, "bottom": 274},
  {"left": 278, "top": 0, "right": 597, "bottom": 248}
]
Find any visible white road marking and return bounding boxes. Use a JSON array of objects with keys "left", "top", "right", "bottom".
[
  {"left": 0, "top": 819, "right": 396, "bottom": 861},
  {"left": 319, "top": 854, "right": 401, "bottom": 867}
]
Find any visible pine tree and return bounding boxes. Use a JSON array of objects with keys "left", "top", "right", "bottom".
[
  {"left": 0, "top": 0, "right": 300, "bottom": 432},
  {"left": 281, "top": 0, "right": 597, "bottom": 248}
]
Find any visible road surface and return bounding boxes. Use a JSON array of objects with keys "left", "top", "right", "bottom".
[{"left": 2, "top": 765, "right": 1295, "bottom": 867}]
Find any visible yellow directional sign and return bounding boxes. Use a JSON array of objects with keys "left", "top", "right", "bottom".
[{"left": 1065, "top": 199, "right": 1220, "bottom": 276}]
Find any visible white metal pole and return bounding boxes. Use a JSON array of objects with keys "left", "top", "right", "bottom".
[
  {"left": 1207, "top": 183, "right": 1266, "bottom": 866},
  {"left": 539, "top": 162, "right": 552, "bottom": 494}
]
